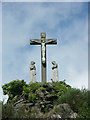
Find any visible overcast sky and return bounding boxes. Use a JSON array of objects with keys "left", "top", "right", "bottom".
[{"left": 0, "top": 1, "right": 89, "bottom": 101}]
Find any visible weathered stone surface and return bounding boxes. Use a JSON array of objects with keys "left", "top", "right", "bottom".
[
  {"left": 29, "top": 106, "right": 43, "bottom": 118},
  {"left": 29, "top": 61, "right": 36, "bottom": 83},
  {"left": 45, "top": 101, "right": 52, "bottom": 104},
  {"left": 47, "top": 103, "right": 77, "bottom": 119},
  {"left": 52, "top": 61, "right": 59, "bottom": 82},
  {"left": 37, "top": 89, "right": 44, "bottom": 98},
  {"left": 35, "top": 103, "right": 40, "bottom": 108},
  {"left": 47, "top": 113, "right": 62, "bottom": 119},
  {"left": 44, "top": 91, "right": 49, "bottom": 96},
  {"left": 10, "top": 83, "right": 77, "bottom": 119}
]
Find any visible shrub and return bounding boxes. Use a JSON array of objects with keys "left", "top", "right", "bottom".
[
  {"left": 54, "top": 88, "right": 88, "bottom": 113},
  {"left": 23, "top": 83, "right": 40, "bottom": 102},
  {"left": 2, "top": 102, "right": 13, "bottom": 119},
  {"left": 78, "top": 102, "right": 90, "bottom": 118},
  {"left": 27, "top": 83, "right": 40, "bottom": 92},
  {"left": 2, "top": 80, "right": 27, "bottom": 100},
  {"left": 28, "top": 93, "right": 38, "bottom": 102},
  {"left": 54, "top": 80, "right": 71, "bottom": 92},
  {"left": 39, "top": 87, "right": 46, "bottom": 92},
  {"left": 53, "top": 80, "right": 71, "bottom": 97}
]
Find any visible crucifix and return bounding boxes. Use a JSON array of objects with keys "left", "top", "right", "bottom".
[{"left": 30, "top": 33, "right": 57, "bottom": 82}]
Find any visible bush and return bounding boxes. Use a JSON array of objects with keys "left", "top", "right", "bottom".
[
  {"left": 23, "top": 83, "right": 40, "bottom": 102},
  {"left": 2, "top": 80, "right": 27, "bottom": 100},
  {"left": 78, "top": 102, "right": 90, "bottom": 118},
  {"left": 23, "top": 83, "right": 40, "bottom": 93},
  {"left": 53, "top": 80, "right": 71, "bottom": 97},
  {"left": 39, "top": 87, "right": 46, "bottom": 92},
  {"left": 28, "top": 93, "right": 38, "bottom": 102},
  {"left": 2, "top": 102, "right": 13, "bottom": 119},
  {"left": 54, "top": 88, "right": 88, "bottom": 113}
]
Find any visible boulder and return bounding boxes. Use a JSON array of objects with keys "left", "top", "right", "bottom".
[
  {"left": 37, "top": 89, "right": 44, "bottom": 98},
  {"left": 47, "top": 103, "right": 77, "bottom": 119}
]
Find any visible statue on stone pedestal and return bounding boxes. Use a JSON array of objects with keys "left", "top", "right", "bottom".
[
  {"left": 52, "top": 61, "right": 59, "bottom": 82},
  {"left": 29, "top": 61, "right": 36, "bottom": 83}
]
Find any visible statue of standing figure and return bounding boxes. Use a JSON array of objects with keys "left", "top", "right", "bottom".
[
  {"left": 52, "top": 61, "right": 59, "bottom": 82},
  {"left": 29, "top": 61, "right": 36, "bottom": 83}
]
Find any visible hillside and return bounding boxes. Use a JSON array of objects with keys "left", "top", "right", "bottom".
[{"left": 1, "top": 80, "right": 90, "bottom": 119}]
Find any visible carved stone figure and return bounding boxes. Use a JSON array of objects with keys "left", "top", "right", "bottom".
[
  {"left": 52, "top": 61, "right": 59, "bottom": 82},
  {"left": 29, "top": 61, "right": 36, "bottom": 83},
  {"left": 30, "top": 32, "right": 57, "bottom": 82},
  {"left": 41, "top": 41, "right": 46, "bottom": 64}
]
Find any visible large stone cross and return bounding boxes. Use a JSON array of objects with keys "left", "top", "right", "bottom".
[{"left": 30, "top": 33, "right": 57, "bottom": 82}]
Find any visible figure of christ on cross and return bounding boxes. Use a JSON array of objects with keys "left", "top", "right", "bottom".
[{"left": 30, "top": 33, "right": 57, "bottom": 83}]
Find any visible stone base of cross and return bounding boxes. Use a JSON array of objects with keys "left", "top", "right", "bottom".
[{"left": 30, "top": 33, "right": 57, "bottom": 82}]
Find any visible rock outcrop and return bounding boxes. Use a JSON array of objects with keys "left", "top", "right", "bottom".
[
  {"left": 10, "top": 83, "right": 77, "bottom": 118},
  {"left": 47, "top": 103, "right": 77, "bottom": 119}
]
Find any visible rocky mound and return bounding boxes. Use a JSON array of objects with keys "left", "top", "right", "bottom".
[{"left": 9, "top": 82, "right": 77, "bottom": 118}]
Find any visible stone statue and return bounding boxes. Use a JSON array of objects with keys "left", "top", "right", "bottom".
[
  {"left": 41, "top": 41, "right": 46, "bottom": 64},
  {"left": 30, "top": 32, "right": 57, "bottom": 82},
  {"left": 52, "top": 61, "right": 59, "bottom": 82},
  {"left": 29, "top": 61, "right": 36, "bottom": 83}
]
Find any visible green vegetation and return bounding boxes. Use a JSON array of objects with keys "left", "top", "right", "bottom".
[
  {"left": 53, "top": 80, "right": 71, "bottom": 97},
  {"left": 23, "top": 83, "right": 40, "bottom": 102},
  {"left": 2, "top": 79, "right": 27, "bottom": 101},
  {"left": 39, "top": 86, "right": 46, "bottom": 92},
  {"left": 2, "top": 102, "right": 13, "bottom": 119},
  {"left": 53, "top": 88, "right": 90, "bottom": 118},
  {"left": 2, "top": 79, "right": 90, "bottom": 118}
]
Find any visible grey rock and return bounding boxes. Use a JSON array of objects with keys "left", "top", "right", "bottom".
[
  {"left": 30, "top": 106, "right": 43, "bottom": 118},
  {"left": 37, "top": 89, "right": 44, "bottom": 98},
  {"left": 47, "top": 104, "right": 53, "bottom": 108},
  {"left": 45, "top": 101, "right": 52, "bottom": 104},
  {"left": 47, "top": 103, "right": 77, "bottom": 119},
  {"left": 44, "top": 91, "right": 49, "bottom": 95},
  {"left": 13, "top": 98, "right": 24, "bottom": 106},
  {"left": 35, "top": 103, "right": 40, "bottom": 108}
]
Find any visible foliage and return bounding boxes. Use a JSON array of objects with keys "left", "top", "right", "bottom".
[
  {"left": 44, "top": 105, "right": 50, "bottom": 112},
  {"left": 2, "top": 102, "right": 13, "bottom": 119},
  {"left": 2, "top": 80, "right": 27, "bottom": 100},
  {"left": 28, "top": 92, "right": 38, "bottom": 102},
  {"left": 54, "top": 80, "right": 71, "bottom": 91},
  {"left": 53, "top": 80, "right": 71, "bottom": 97},
  {"left": 9, "top": 96, "right": 18, "bottom": 103},
  {"left": 2, "top": 80, "right": 90, "bottom": 118},
  {"left": 23, "top": 83, "right": 40, "bottom": 93},
  {"left": 78, "top": 102, "right": 90, "bottom": 118},
  {"left": 39, "top": 87, "right": 46, "bottom": 92},
  {"left": 54, "top": 88, "right": 89, "bottom": 114},
  {"left": 0, "top": 101, "right": 2, "bottom": 118},
  {"left": 23, "top": 83, "right": 40, "bottom": 102}
]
